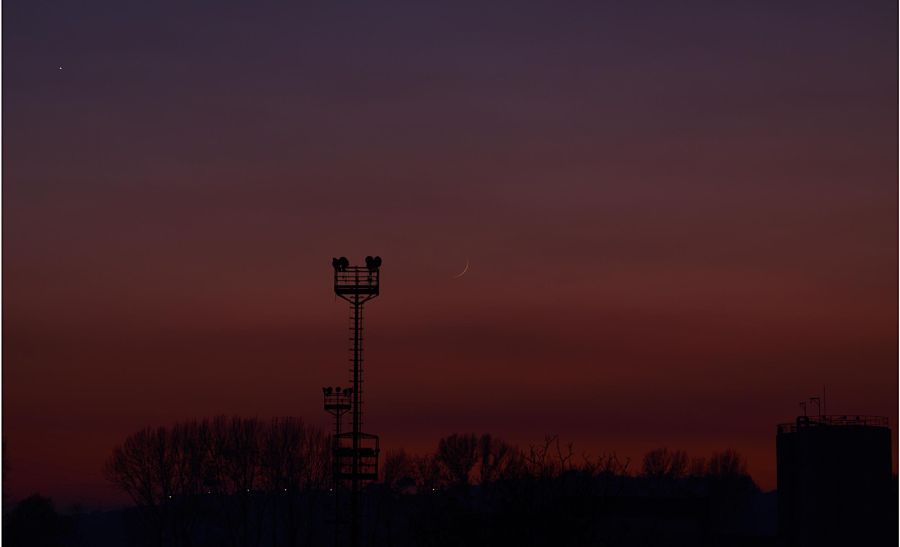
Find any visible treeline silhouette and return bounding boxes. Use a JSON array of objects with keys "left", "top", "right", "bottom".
[
  {"left": 104, "top": 416, "right": 330, "bottom": 547},
  {"left": 92, "top": 416, "right": 767, "bottom": 546},
  {"left": 377, "top": 435, "right": 760, "bottom": 546}
]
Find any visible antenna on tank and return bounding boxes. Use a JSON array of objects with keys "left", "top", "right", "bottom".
[{"left": 809, "top": 397, "right": 821, "bottom": 418}]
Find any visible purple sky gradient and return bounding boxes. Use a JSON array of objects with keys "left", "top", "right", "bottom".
[{"left": 4, "top": 1, "right": 896, "bottom": 506}]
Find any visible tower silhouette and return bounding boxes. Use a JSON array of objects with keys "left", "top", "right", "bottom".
[{"left": 327, "top": 256, "right": 382, "bottom": 547}]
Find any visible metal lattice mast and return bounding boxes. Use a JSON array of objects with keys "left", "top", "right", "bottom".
[
  {"left": 328, "top": 256, "right": 381, "bottom": 547},
  {"left": 350, "top": 291, "right": 361, "bottom": 547},
  {"left": 322, "top": 386, "right": 351, "bottom": 547}
]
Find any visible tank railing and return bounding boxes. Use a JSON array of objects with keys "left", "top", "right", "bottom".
[{"left": 778, "top": 414, "right": 889, "bottom": 434}]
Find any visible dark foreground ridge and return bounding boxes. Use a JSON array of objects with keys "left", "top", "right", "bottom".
[
  {"left": 6, "top": 415, "right": 897, "bottom": 546},
  {"left": 7, "top": 416, "right": 786, "bottom": 547}
]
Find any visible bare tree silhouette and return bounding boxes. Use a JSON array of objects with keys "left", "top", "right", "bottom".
[
  {"left": 105, "top": 424, "right": 766, "bottom": 547},
  {"left": 260, "top": 417, "right": 330, "bottom": 547},
  {"left": 413, "top": 453, "right": 442, "bottom": 491},
  {"left": 689, "top": 455, "right": 708, "bottom": 478},
  {"left": 435, "top": 433, "right": 479, "bottom": 487},
  {"left": 524, "top": 434, "right": 576, "bottom": 478},
  {"left": 104, "top": 426, "right": 176, "bottom": 547},
  {"left": 641, "top": 447, "right": 688, "bottom": 481},
  {"left": 105, "top": 416, "right": 330, "bottom": 547},
  {"left": 707, "top": 448, "right": 748, "bottom": 478},
  {"left": 476, "top": 434, "right": 522, "bottom": 484},
  {"left": 381, "top": 449, "right": 416, "bottom": 494}
]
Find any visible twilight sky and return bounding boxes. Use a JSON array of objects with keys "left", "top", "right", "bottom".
[{"left": 3, "top": 1, "right": 897, "bottom": 506}]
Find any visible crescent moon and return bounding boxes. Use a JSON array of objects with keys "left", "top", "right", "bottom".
[{"left": 453, "top": 259, "right": 470, "bottom": 279}]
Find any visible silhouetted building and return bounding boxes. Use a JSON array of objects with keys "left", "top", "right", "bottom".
[{"left": 776, "top": 414, "right": 895, "bottom": 547}]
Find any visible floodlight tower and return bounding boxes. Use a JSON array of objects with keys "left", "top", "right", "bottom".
[{"left": 330, "top": 256, "right": 382, "bottom": 547}]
